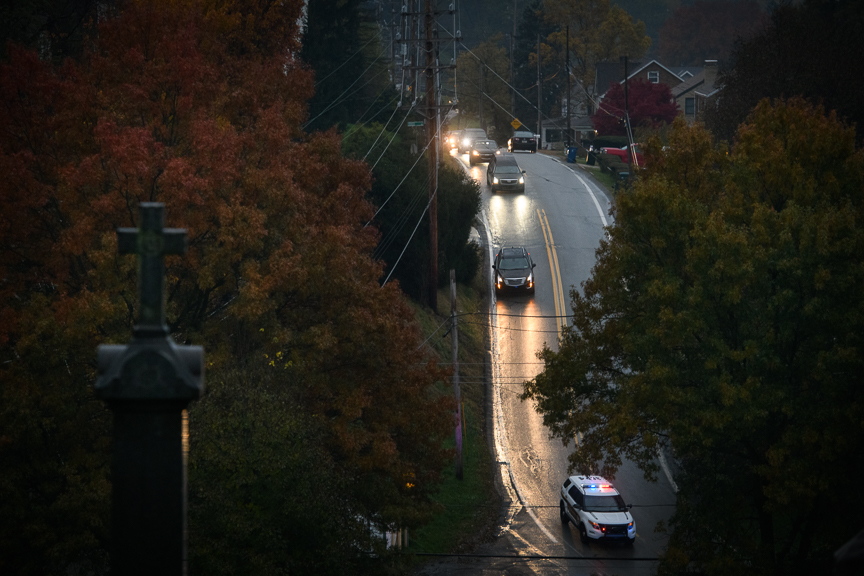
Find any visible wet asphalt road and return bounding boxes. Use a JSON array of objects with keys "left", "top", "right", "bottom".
[{"left": 419, "top": 150, "right": 676, "bottom": 576}]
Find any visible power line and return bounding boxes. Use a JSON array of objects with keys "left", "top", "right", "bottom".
[
  {"left": 314, "top": 33, "right": 379, "bottom": 87},
  {"left": 381, "top": 182, "right": 437, "bottom": 287},
  {"left": 372, "top": 171, "right": 432, "bottom": 261},
  {"left": 343, "top": 91, "right": 401, "bottom": 142},
  {"left": 353, "top": 98, "right": 401, "bottom": 154},
  {"left": 304, "top": 50, "right": 388, "bottom": 129},
  {"left": 370, "top": 102, "right": 416, "bottom": 169},
  {"left": 365, "top": 127, "right": 432, "bottom": 226},
  {"left": 411, "top": 553, "right": 660, "bottom": 561},
  {"left": 456, "top": 40, "right": 569, "bottom": 133}
]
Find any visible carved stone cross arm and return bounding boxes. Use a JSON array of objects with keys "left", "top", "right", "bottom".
[{"left": 117, "top": 202, "right": 187, "bottom": 338}]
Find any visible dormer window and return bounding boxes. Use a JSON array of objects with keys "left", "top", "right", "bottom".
[{"left": 647, "top": 71, "right": 659, "bottom": 83}]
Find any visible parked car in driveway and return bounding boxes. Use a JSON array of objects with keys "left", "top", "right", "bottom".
[
  {"left": 486, "top": 155, "right": 525, "bottom": 193},
  {"left": 508, "top": 129, "right": 538, "bottom": 152},
  {"left": 469, "top": 140, "right": 499, "bottom": 165},
  {"left": 493, "top": 246, "right": 536, "bottom": 295},
  {"left": 601, "top": 143, "right": 644, "bottom": 166}
]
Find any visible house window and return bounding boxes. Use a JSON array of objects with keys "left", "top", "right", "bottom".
[
  {"left": 685, "top": 97, "right": 695, "bottom": 115},
  {"left": 648, "top": 71, "right": 659, "bottom": 83}
]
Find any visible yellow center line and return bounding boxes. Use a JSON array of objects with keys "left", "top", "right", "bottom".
[{"left": 537, "top": 208, "right": 567, "bottom": 342}]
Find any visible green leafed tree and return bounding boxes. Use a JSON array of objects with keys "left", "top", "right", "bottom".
[
  {"left": 452, "top": 35, "right": 512, "bottom": 142},
  {"left": 512, "top": 0, "right": 561, "bottom": 136},
  {"left": 523, "top": 99, "right": 864, "bottom": 575},
  {"left": 705, "top": 0, "right": 864, "bottom": 145},
  {"left": 341, "top": 122, "right": 481, "bottom": 299},
  {"left": 542, "top": 0, "right": 651, "bottom": 114}
]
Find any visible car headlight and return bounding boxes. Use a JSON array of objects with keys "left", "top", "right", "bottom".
[
  {"left": 492, "top": 177, "right": 498, "bottom": 184},
  {"left": 527, "top": 272, "right": 533, "bottom": 283},
  {"left": 496, "top": 149, "right": 501, "bottom": 154},
  {"left": 628, "top": 522, "right": 634, "bottom": 530},
  {"left": 472, "top": 150, "right": 479, "bottom": 155},
  {"left": 462, "top": 139, "right": 470, "bottom": 146},
  {"left": 519, "top": 176, "right": 524, "bottom": 184},
  {"left": 589, "top": 521, "right": 601, "bottom": 530}
]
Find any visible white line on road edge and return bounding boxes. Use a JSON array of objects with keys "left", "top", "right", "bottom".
[
  {"left": 541, "top": 155, "right": 611, "bottom": 228},
  {"left": 657, "top": 448, "right": 679, "bottom": 494},
  {"left": 571, "top": 170, "right": 608, "bottom": 227}
]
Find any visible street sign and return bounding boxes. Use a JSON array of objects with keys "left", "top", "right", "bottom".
[
  {"left": 407, "top": 121, "right": 424, "bottom": 127},
  {"left": 511, "top": 119, "right": 522, "bottom": 129}
]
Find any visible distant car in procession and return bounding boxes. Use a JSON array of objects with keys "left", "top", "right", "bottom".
[
  {"left": 469, "top": 140, "right": 500, "bottom": 165},
  {"left": 446, "top": 130, "right": 462, "bottom": 149},
  {"left": 508, "top": 129, "right": 538, "bottom": 153},
  {"left": 493, "top": 246, "right": 536, "bottom": 295},
  {"left": 486, "top": 155, "right": 525, "bottom": 193},
  {"left": 459, "top": 128, "right": 488, "bottom": 153}
]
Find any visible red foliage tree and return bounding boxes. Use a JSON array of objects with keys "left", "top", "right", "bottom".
[
  {"left": 0, "top": 1, "right": 453, "bottom": 572},
  {"left": 658, "top": 0, "right": 768, "bottom": 66},
  {"left": 593, "top": 78, "right": 679, "bottom": 136}
]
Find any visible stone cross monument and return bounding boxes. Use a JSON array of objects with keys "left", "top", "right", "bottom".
[{"left": 96, "top": 203, "right": 204, "bottom": 576}]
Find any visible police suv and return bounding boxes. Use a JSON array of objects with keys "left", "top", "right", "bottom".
[{"left": 559, "top": 475, "right": 635, "bottom": 544}]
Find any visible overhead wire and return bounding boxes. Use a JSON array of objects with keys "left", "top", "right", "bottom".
[
  {"left": 314, "top": 33, "right": 379, "bottom": 87},
  {"left": 456, "top": 40, "right": 570, "bottom": 133},
  {"left": 343, "top": 91, "right": 401, "bottom": 142},
  {"left": 304, "top": 50, "right": 388, "bottom": 129},
  {"left": 372, "top": 171, "right": 431, "bottom": 261},
  {"left": 370, "top": 102, "right": 416, "bottom": 168},
  {"left": 342, "top": 95, "right": 401, "bottom": 152},
  {"left": 381, "top": 182, "right": 437, "bottom": 287},
  {"left": 380, "top": 119, "right": 441, "bottom": 287},
  {"left": 308, "top": 65, "right": 389, "bottom": 128},
  {"left": 365, "top": 126, "right": 431, "bottom": 226}
]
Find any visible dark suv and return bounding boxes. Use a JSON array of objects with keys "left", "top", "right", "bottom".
[
  {"left": 469, "top": 139, "right": 499, "bottom": 165},
  {"left": 486, "top": 155, "right": 525, "bottom": 193},
  {"left": 459, "top": 128, "right": 488, "bottom": 153},
  {"left": 493, "top": 247, "right": 536, "bottom": 294},
  {"left": 508, "top": 129, "right": 538, "bottom": 152}
]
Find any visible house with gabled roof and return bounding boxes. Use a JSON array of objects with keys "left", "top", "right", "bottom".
[
  {"left": 672, "top": 60, "right": 719, "bottom": 123},
  {"left": 593, "top": 59, "right": 686, "bottom": 109}
]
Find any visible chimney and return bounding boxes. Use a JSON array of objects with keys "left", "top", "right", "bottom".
[{"left": 704, "top": 59, "right": 718, "bottom": 89}]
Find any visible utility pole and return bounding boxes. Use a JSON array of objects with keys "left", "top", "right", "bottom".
[
  {"left": 391, "top": 6, "right": 397, "bottom": 86},
  {"left": 510, "top": 0, "right": 517, "bottom": 117},
  {"left": 425, "top": 0, "right": 438, "bottom": 311},
  {"left": 537, "top": 34, "right": 542, "bottom": 148},
  {"left": 450, "top": 270, "right": 463, "bottom": 480},
  {"left": 622, "top": 55, "right": 632, "bottom": 177},
  {"left": 478, "top": 57, "right": 485, "bottom": 132},
  {"left": 565, "top": 25, "right": 570, "bottom": 150}
]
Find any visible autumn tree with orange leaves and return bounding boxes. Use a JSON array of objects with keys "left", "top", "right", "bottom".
[{"left": 0, "top": 1, "right": 454, "bottom": 574}]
